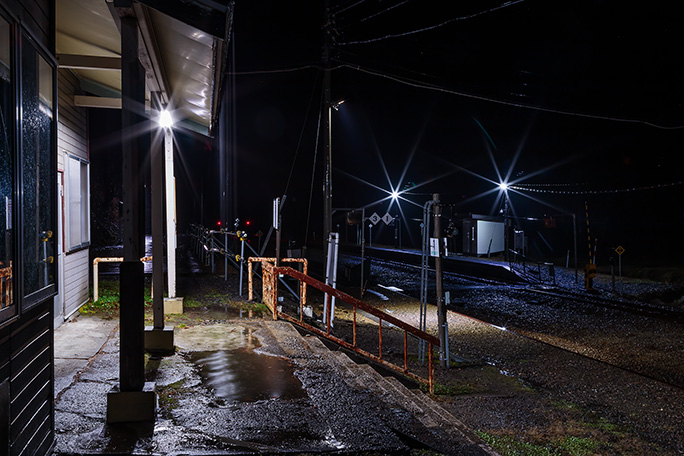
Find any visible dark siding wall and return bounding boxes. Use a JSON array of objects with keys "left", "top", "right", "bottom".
[
  {"left": 9, "top": 306, "right": 52, "bottom": 456},
  {"left": 2, "top": 0, "right": 53, "bottom": 51},
  {"left": 0, "top": 1, "right": 56, "bottom": 455}
]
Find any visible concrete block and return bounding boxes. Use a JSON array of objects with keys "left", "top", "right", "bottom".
[
  {"left": 164, "top": 297, "right": 184, "bottom": 314},
  {"left": 144, "top": 326, "right": 174, "bottom": 354},
  {"left": 106, "top": 382, "right": 156, "bottom": 424}
]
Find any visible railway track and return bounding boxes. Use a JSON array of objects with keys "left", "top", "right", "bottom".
[
  {"left": 523, "top": 285, "right": 684, "bottom": 321},
  {"left": 350, "top": 253, "right": 684, "bottom": 321}
]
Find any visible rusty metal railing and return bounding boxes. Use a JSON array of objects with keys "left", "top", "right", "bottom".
[
  {"left": 247, "top": 257, "right": 308, "bottom": 308},
  {"left": 249, "top": 261, "right": 438, "bottom": 393},
  {"left": 0, "top": 262, "right": 12, "bottom": 309}
]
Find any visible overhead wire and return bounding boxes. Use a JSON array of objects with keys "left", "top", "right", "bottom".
[
  {"left": 333, "top": 0, "right": 369, "bottom": 15},
  {"left": 304, "top": 87, "right": 325, "bottom": 249},
  {"left": 332, "top": 60, "right": 684, "bottom": 130},
  {"left": 337, "top": 0, "right": 527, "bottom": 45},
  {"left": 358, "top": 0, "right": 410, "bottom": 23},
  {"left": 336, "top": 0, "right": 411, "bottom": 30},
  {"left": 228, "top": 64, "right": 322, "bottom": 75},
  {"left": 284, "top": 71, "right": 322, "bottom": 196}
]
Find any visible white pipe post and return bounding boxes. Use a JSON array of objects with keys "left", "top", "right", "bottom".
[{"left": 164, "top": 129, "right": 177, "bottom": 298}]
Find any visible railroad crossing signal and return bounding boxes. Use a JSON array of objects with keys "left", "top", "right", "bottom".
[
  {"left": 382, "top": 213, "right": 394, "bottom": 225},
  {"left": 615, "top": 245, "right": 625, "bottom": 256},
  {"left": 369, "top": 212, "right": 381, "bottom": 225}
]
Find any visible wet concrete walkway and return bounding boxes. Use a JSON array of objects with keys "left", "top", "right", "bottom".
[{"left": 53, "top": 315, "right": 496, "bottom": 455}]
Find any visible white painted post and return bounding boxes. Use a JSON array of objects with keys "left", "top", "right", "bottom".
[{"left": 164, "top": 129, "right": 177, "bottom": 298}]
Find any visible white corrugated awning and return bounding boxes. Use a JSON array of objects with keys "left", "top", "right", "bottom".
[{"left": 56, "top": 0, "right": 231, "bottom": 135}]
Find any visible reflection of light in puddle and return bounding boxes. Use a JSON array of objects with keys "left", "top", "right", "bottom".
[{"left": 188, "top": 350, "right": 306, "bottom": 402}]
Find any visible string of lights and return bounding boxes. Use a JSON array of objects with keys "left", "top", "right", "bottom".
[
  {"left": 510, "top": 181, "right": 684, "bottom": 195},
  {"left": 514, "top": 183, "right": 589, "bottom": 187},
  {"left": 336, "top": 0, "right": 526, "bottom": 45}
]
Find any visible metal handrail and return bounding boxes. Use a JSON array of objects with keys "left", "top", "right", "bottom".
[
  {"left": 251, "top": 260, "right": 438, "bottom": 393},
  {"left": 509, "top": 249, "right": 556, "bottom": 285}
]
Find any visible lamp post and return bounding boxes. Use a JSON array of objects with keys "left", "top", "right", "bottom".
[{"left": 500, "top": 182, "right": 509, "bottom": 261}]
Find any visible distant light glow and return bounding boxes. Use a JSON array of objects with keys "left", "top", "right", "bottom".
[
  {"left": 499, "top": 182, "right": 508, "bottom": 191},
  {"left": 391, "top": 190, "right": 400, "bottom": 199},
  {"left": 159, "top": 110, "right": 174, "bottom": 128}
]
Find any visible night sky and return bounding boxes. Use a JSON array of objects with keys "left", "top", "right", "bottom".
[
  {"left": 89, "top": 1, "right": 684, "bottom": 265},
  {"left": 202, "top": 0, "right": 683, "bottom": 264}
]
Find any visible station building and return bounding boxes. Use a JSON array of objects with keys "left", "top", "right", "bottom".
[{"left": 0, "top": 0, "right": 232, "bottom": 453}]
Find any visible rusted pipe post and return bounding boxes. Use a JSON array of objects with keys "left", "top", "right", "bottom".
[
  {"left": 353, "top": 306, "right": 357, "bottom": 346},
  {"left": 272, "top": 266, "right": 278, "bottom": 321},
  {"left": 428, "top": 344, "right": 434, "bottom": 394},
  {"left": 404, "top": 331, "right": 408, "bottom": 371},
  {"left": 248, "top": 260, "right": 253, "bottom": 301},
  {"left": 378, "top": 318, "right": 383, "bottom": 359}
]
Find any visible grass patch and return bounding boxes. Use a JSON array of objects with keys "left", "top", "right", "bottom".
[
  {"left": 557, "top": 436, "right": 601, "bottom": 456},
  {"left": 82, "top": 279, "right": 153, "bottom": 316},
  {"left": 477, "top": 431, "right": 607, "bottom": 456},
  {"left": 421, "top": 380, "right": 480, "bottom": 396},
  {"left": 476, "top": 431, "right": 557, "bottom": 456}
]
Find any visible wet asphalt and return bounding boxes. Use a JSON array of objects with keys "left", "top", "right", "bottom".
[{"left": 52, "top": 314, "right": 496, "bottom": 455}]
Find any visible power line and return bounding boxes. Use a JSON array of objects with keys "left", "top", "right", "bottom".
[
  {"left": 285, "top": 72, "right": 322, "bottom": 196},
  {"left": 337, "top": 0, "right": 526, "bottom": 45},
  {"left": 336, "top": 0, "right": 411, "bottom": 30},
  {"left": 228, "top": 64, "right": 322, "bottom": 75},
  {"left": 333, "top": 0, "right": 369, "bottom": 14},
  {"left": 333, "top": 60, "right": 684, "bottom": 130},
  {"left": 359, "top": 0, "right": 410, "bottom": 23}
]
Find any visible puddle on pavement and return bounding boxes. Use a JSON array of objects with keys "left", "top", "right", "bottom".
[{"left": 187, "top": 349, "right": 306, "bottom": 402}]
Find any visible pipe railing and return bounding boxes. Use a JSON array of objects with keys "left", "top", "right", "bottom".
[
  {"left": 92, "top": 256, "right": 153, "bottom": 302},
  {"left": 250, "top": 261, "right": 438, "bottom": 393},
  {"left": 508, "top": 249, "right": 556, "bottom": 285}
]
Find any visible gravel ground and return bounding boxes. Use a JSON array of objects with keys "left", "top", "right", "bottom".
[
  {"left": 332, "top": 255, "right": 684, "bottom": 455},
  {"left": 178, "top": 237, "right": 684, "bottom": 455}
]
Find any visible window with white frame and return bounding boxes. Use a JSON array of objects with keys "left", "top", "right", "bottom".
[{"left": 67, "top": 155, "right": 89, "bottom": 250}]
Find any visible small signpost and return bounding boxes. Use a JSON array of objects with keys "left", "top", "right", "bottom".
[
  {"left": 382, "top": 213, "right": 394, "bottom": 225},
  {"left": 369, "top": 212, "right": 381, "bottom": 225}
]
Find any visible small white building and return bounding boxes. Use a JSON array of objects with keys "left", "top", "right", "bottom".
[{"left": 462, "top": 215, "right": 505, "bottom": 256}]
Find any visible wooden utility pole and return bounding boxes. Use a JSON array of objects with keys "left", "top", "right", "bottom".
[
  {"left": 322, "top": 0, "right": 332, "bottom": 256},
  {"left": 432, "top": 193, "right": 447, "bottom": 367}
]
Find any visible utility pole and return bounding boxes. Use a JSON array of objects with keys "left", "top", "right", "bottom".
[
  {"left": 433, "top": 193, "right": 447, "bottom": 367},
  {"left": 323, "top": 1, "right": 332, "bottom": 256}
]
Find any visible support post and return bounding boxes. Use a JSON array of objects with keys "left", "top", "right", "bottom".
[
  {"left": 433, "top": 193, "right": 447, "bottom": 368},
  {"left": 145, "top": 92, "right": 173, "bottom": 354},
  {"left": 119, "top": 11, "right": 145, "bottom": 393},
  {"left": 165, "top": 128, "right": 177, "bottom": 298},
  {"left": 109, "top": 2, "right": 155, "bottom": 423},
  {"left": 150, "top": 92, "right": 164, "bottom": 331}
]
